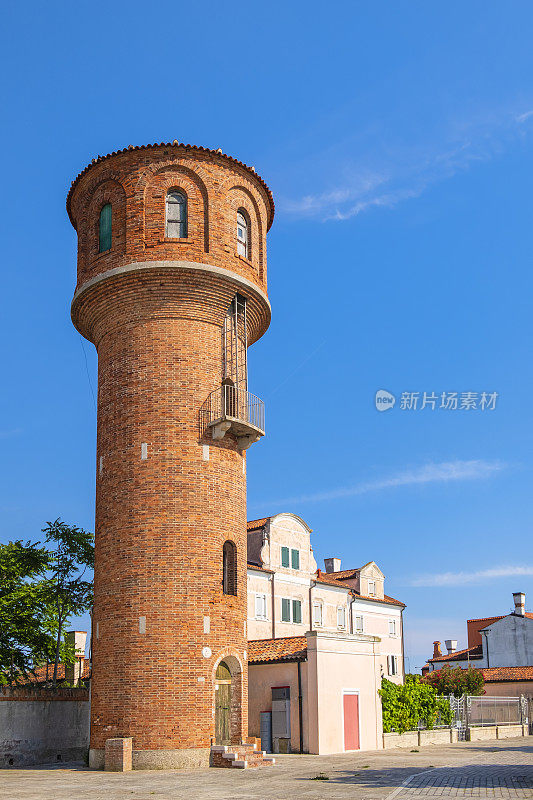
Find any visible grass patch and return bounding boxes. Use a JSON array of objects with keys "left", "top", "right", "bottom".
[
  {"left": 310, "top": 773, "right": 329, "bottom": 781},
  {"left": 410, "top": 749, "right": 419, "bottom": 752}
]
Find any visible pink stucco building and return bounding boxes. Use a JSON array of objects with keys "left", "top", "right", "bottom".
[{"left": 245, "top": 513, "right": 406, "bottom": 753}]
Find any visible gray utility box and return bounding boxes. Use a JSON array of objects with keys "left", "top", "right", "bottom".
[{"left": 271, "top": 686, "right": 291, "bottom": 754}]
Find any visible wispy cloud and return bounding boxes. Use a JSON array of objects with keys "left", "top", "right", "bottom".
[
  {"left": 516, "top": 109, "right": 533, "bottom": 123},
  {"left": 411, "top": 565, "right": 533, "bottom": 588},
  {"left": 281, "top": 107, "right": 533, "bottom": 222},
  {"left": 251, "top": 458, "right": 505, "bottom": 509}
]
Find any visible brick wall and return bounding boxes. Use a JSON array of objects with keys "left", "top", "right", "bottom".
[{"left": 67, "top": 144, "right": 272, "bottom": 759}]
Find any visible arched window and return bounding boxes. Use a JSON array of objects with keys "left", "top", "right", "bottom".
[
  {"left": 166, "top": 190, "right": 187, "bottom": 238},
  {"left": 236, "top": 209, "right": 249, "bottom": 258},
  {"left": 99, "top": 203, "right": 112, "bottom": 253},
  {"left": 222, "top": 540, "right": 237, "bottom": 595}
]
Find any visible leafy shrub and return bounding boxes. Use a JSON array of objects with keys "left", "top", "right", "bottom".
[
  {"left": 421, "top": 665, "right": 484, "bottom": 697},
  {"left": 379, "top": 674, "right": 452, "bottom": 733}
]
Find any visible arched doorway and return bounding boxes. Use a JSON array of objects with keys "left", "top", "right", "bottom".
[{"left": 215, "top": 661, "right": 232, "bottom": 745}]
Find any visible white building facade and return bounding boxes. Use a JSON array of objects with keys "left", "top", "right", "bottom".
[{"left": 246, "top": 513, "right": 406, "bottom": 753}]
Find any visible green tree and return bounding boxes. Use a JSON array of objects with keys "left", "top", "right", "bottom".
[
  {"left": 41, "top": 519, "right": 94, "bottom": 686},
  {"left": 422, "top": 665, "right": 484, "bottom": 697},
  {"left": 0, "top": 540, "right": 55, "bottom": 684},
  {"left": 379, "top": 674, "right": 452, "bottom": 733}
]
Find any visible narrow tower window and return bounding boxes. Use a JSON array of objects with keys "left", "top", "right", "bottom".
[
  {"left": 236, "top": 209, "right": 248, "bottom": 258},
  {"left": 99, "top": 203, "right": 112, "bottom": 252},
  {"left": 222, "top": 540, "right": 237, "bottom": 595},
  {"left": 166, "top": 190, "right": 187, "bottom": 238}
]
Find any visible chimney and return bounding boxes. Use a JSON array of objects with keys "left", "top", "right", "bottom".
[
  {"left": 445, "top": 639, "right": 457, "bottom": 654},
  {"left": 324, "top": 557, "right": 341, "bottom": 574},
  {"left": 513, "top": 591, "right": 526, "bottom": 617},
  {"left": 65, "top": 631, "right": 87, "bottom": 685},
  {"left": 433, "top": 641, "right": 442, "bottom": 658}
]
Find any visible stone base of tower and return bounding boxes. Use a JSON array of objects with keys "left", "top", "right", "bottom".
[{"left": 89, "top": 747, "right": 211, "bottom": 770}]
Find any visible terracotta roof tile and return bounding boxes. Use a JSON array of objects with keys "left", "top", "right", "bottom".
[
  {"left": 67, "top": 142, "right": 275, "bottom": 229},
  {"left": 314, "top": 571, "right": 405, "bottom": 606},
  {"left": 429, "top": 645, "right": 483, "bottom": 663},
  {"left": 21, "top": 661, "right": 91, "bottom": 684},
  {"left": 468, "top": 612, "right": 533, "bottom": 624},
  {"left": 328, "top": 568, "right": 360, "bottom": 579},
  {"left": 247, "top": 518, "right": 269, "bottom": 531},
  {"left": 315, "top": 573, "right": 354, "bottom": 589},
  {"left": 248, "top": 636, "right": 307, "bottom": 664},
  {"left": 481, "top": 665, "right": 533, "bottom": 682}
]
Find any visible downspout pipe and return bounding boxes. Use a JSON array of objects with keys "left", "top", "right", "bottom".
[{"left": 349, "top": 590, "right": 356, "bottom": 634}]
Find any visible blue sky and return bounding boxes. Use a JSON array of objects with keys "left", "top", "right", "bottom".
[{"left": 1, "top": 1, "right": 533, "bottom": 670}]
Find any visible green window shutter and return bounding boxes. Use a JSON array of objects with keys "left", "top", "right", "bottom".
[
  {"left": 281, "top": 598, "right": 291, "bottom": 622},
  {"left": 281, "top": 547, "right": 290, "bottom": 568},
  {"left": 99, "top": 204, "right": 112, "bottom": 252},
  {"left": 291, "top": 549, "right": 300, "bottom": 570},
  {"left": 292, "top": 600, "right": 302, "bottom": 624}
]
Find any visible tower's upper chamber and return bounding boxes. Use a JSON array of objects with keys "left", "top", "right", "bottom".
[
  {"left": 67, "top": 145, "right": 274, "bottom": 767},
  {"left": 69, "top": 142, "right": 273, "bottom": 339}
]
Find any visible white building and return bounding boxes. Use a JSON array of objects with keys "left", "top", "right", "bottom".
[
  {"left": 423, "top": 592, "right": 533, "bottom": 699},
  {"left": 246, "top": 513, "right": 405, "bottom": 753}
]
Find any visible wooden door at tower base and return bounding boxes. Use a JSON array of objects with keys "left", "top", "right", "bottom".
[
  {"left": 343, "top": 692, "right": 360, "bottom": 751},
  {"left": 215, "top": 661, "right": 232, "bottom": 745}
]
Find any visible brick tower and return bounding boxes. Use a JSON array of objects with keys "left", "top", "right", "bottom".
[{"left": 67, "top": 143, "right": 273, "bottom": 769}]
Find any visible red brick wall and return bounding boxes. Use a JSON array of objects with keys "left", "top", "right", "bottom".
[
  {"left": 68, "top": 146, "right": 272, "bottom": 754},
  {"left": 68, "top": 144, "right": 272, "bottom": 297}
]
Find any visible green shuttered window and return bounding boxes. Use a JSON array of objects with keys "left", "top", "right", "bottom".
[
  {"left": 281, "top": 598, "right": 291, "bottom": 622},
  {"left": 99, "top": 203, "right": 112, "bottom": 253},
  {"left": 292, "top": 599, "right": 302, "bottom": 624},
  {"left": 281, "top": 546, "right": 290, "bottom": 568},
  {"left": 291, "top": 548, "right": 300, "bottom": 570}
]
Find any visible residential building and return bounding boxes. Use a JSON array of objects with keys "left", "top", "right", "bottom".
[
  {"left": 423, "top": 592, "right": 533, "bottom": 698},
  {"left": 246, "top": 513, "right": 406, "bottom": 753}
]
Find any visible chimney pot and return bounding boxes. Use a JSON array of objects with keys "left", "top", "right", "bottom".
[
  {"left": 324, "top": 557, "right": 341, "bottom": 574},
  {"left": 445, "top": 639, "right": 457, "bottom": 654},
  {"left": 513, "top": 591, "right": 526, "bottom": 616},
  {"left": 433, "top": 641, "right": 442, "bottom": 658}
]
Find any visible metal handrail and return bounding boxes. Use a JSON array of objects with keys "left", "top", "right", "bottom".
[{"left": 201, "top": 385, "right": 265, "bottom": 433}]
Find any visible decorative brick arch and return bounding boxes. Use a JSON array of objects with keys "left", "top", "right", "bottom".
[
  {"left": 141, "top": 162, "right": 210, "bottom": 253},
  {"left": 212, "top": 652, "right": 245, "bottom": 745},
  {"left": 78, "top": 178, "right": 127, "bottom": 287},
  {"left": 225, "top": 184, "right": 265, "bottom": 280}
]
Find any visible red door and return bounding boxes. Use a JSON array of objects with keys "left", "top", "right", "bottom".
[{"left": 343, "top": 693, "right": 360, "bottom": 750}]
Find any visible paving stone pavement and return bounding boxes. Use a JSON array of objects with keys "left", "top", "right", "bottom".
[
  {"left": 389, "top": 763, "right": 533, "bottom": 799},
  {"left": 1, "top": 737, "right": 532, "bottom": 800}
]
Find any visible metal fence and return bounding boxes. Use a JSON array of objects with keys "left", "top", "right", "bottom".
[{"left": 449, "top": 694, "right": 528, "bottom": 738}]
